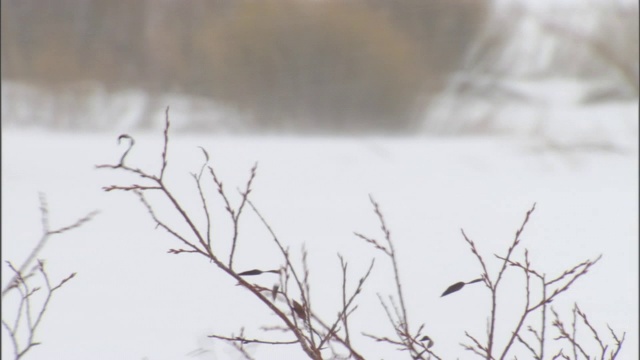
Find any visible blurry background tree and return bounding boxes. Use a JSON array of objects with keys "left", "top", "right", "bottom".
[
  {"left": 198, "top": 0, "right": 430, "bottom": 133},
  {"left": 0, "top": 0, "right": 490, "bottom": 133},
  {"left": 423, "top": 0, "right": 638, "bottom": 135},
  {"left": 461, "top": 1, "right": 638, "bottom": 95},
  {"left": 1, "top": 0, "right": 637, "bottom": 133}
]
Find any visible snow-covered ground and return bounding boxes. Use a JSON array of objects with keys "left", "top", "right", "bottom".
[
  {"left": 0, "top": 81, "right": 247, "bottom": 133},
  {"left": 2, "top": 96, "right": 638, "bottom": 359}
]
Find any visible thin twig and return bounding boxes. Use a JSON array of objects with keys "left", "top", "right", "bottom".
[
  {"left": 551, "top": 307, "right": 590, "bottom": 360},
  {"left": 159, "top": 106, "right": 170, "bottom": 180},
  {"left": 208, "top": 333, "right": 299, "bottom": 345},
  {"left": 575, "top": 304, "right": 606, "bottom": 358}
]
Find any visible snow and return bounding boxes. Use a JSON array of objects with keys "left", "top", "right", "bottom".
[
  {"left": 2, "top": 100, "right": 638, "bottom": 359},
  {"left": 1, "top": 81, "right": 246, "bottom": 133},
  {"left": 426, "top": 77, "right": 638, "bottom": 153}
]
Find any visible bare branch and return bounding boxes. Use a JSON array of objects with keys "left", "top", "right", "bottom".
[
  {"left": 229, "top": 163, "right": 257, "bottom": 269},
  {"left": 317, "top": 258, "right": 375, "bottom": 352},
  {"left": 159, "top": 106, "right": 170, "bottom": 180},
  {"left": 515, "top": 333, "right": 539, "bottom": 359},
  {"left": 551, "top": 307, "right": 590, "bottom": 360},
  {"left": 607, "top": 324, "right": 625, "bottom": 360},
  {"left": 208, "top": 333, "right": 299, "bottom": 345},
  {"left": 192, "top": 171, "right": 212, "bottom": 251},
  {"left": 575, "top": 304, "right": 606, "bottom": 357},
  {"left": 2, "top": 259, "right": 76, "bottom": 359}
]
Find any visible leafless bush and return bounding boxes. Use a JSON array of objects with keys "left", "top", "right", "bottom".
[
  {"left": 354, "top": 198, "right": 624, "bottom": 360},
  {"left": 97, "top": 109, "right": 624, "bottom": 359},
  {"left": 2, "top": 194, "right": 97, "bottom": 359},
  {"left": 451, "top": 205, "right": 623, "bottom": 359}
]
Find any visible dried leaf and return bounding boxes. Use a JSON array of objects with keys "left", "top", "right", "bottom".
[
  {"left": 420, "top": 335, "right": 434, "bottom": 348},
  {"left": 292, "top": 300, "right": 306, "bottom": 319},
  {"left": 441, "top": 278, "right": 483, "bottom": 297},
  {"left": 238, "top": 269, "right": 280, "bottom": 276},
  {"left": 441, "top": 281, "right": 465, "bottom": 297},
  {"left": 238, "top": 269, "right": 263, "bottom": 276}
]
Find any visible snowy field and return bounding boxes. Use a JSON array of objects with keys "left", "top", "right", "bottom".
[{"left": 2, "top": 100, "right": 638, "bottom": 359}]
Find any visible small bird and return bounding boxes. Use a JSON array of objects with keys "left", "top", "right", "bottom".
[{"left": 441, "top": 278, "right": 483, "bottom": 297}]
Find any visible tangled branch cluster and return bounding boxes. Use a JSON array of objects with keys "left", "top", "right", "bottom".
[
  {"left": 2, "top": 194, "right": 97, "bottom": 360},
  {"left": 95, "top": 108, "right": 624, "bottom": 359}
]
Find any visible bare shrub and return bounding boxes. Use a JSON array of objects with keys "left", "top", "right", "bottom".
[
  {"left": 2, "top": 194, "right": 97, "bottom": 360},
  {"left": 97, "top": 109, "right": 625, "bottom": 359}
]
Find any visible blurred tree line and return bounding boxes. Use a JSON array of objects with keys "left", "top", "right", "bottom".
[{"left": 1, "top": 0, "right": 489, "bottom": 133}]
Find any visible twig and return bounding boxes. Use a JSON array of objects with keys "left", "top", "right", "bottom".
[
  {"left": 246, "top": 199, "right": 309, "bottom": 315},
  {"left": 192, "top": 147, "right": 213, "bottom": 250},
  {"left": 575, "top": 304, "right": 606, "bottom": 358},
  {"left": 159, "top": 106, "right": 170, "bottom": 180},
  {"left": 317, "top": 258, "right": 375, "bottom": 353},
  {"left": 356, "top": 196, "right": 442, "bottom": 360},
  {"left": 607, "top": 324, "right": 625, "bottom": 359},
  {"left": 208, "top": 333, "right": 299, "bottom": 345},
  {"left": 551, "top": 306, "right": 590, "bottom": 359}
]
